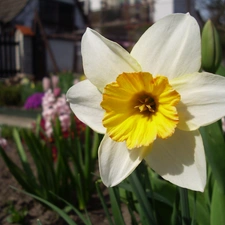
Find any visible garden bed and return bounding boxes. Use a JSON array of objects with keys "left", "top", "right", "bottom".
[{"left": 0, "top": 141, "right": 112, "bottom": 225}]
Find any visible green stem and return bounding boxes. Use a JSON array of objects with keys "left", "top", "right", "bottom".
[
  {"left": 179, "top": 187, "right": 191, "bottom": 225},
  {"left": 129, "top": 170, "right": 157, "bottom": 225}
]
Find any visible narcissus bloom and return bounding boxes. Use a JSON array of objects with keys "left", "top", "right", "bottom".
[{"left": 67, "top": 13, "right": 225, "bottom": 192}]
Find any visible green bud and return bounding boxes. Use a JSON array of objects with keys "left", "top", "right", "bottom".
[{"left": 201, "top": 20, "right": 222, "bottom": 73}]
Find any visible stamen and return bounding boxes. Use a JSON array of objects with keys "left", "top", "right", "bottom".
[{"left": 135, "top": 95, "right": 156, "bottom": 113}]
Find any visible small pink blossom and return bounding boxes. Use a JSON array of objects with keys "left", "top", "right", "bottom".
[
  {"left": 53, "top": 87, "right": 61, "bottom": 97},
  {"left": 51, "top": 75, "right": 59, "bottom": 89},
  {"left": 0, "top": 137, "right": 7, "bottom": 150},
  {"left": 41, "top": 90, "right": 71, "bottom": 137},
  {"left": 59, "top": 114, "right": 70, "bottom": 132},
  {"left": 42, "top": 77, "right": 51, "bottom": 92},
  {"left": 73, "top": 78, "right": 79, "bottom": 84}
]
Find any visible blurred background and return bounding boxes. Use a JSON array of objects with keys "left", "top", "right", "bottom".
[
  {"left": 0, "top": 0, "right": 224, "bottom": 124},
  {"left": 0, "top": 0, "right": 224, "bottom": 80}
]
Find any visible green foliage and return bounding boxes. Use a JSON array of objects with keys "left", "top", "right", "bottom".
[
  {"left": 0, "top": 79, "right": 43, "bottom": 106},
  {"left": 7, "top": 121, "right": 225, "bottom": 225},
  {"left": 210, "top": 181, "right": 225, "bottom": 225},
  {"left": 0, "top": 83, "right": 22, "bottom": 106},
  {"left": 96, "top": 160, "right": 217, "bottom": 225},
  {"left": 216, "top": 65, "right": 225, "bottom": 77},
  {"left": 0, "top": 117, "right": 101, "bottom": 210},
  {"left": 36, "top": 219, "right": 42, "bottom": 225},
  {"left": 6, "top": 201, "right": 27, "bottom": 224},
  {"left": 20, "top": 81, "right": 43, "bottom": 104},
  {"left": 58, "top": 72, "right": 75, "bottom": 94},
  {"left": 12, "top": 188, "right": 78, "bottom": 225},
  {"left": 1, "top": 125, "right": 21, "bottom": 139},
  {"left": 201, "top": 20, "right": 222, "bottom": 73},
  {"left": 200, "top": 122, "right": 225, "bottom": 193},
  {"left": 200, "top": 122, "right": 225, "bottom": 225}
]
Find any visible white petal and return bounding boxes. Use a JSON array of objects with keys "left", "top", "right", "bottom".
[
  {"left": 131, "top": 13, "right": 201, "bottom": 79},
  {"left": 66, "top": 80, "right": 106, "bottom": 134},
  {"left": 99, "top": 135, "right": 143, "bottom": 187},
  {"left": 145, "top": 129, "right": 206, "bottom": 192},
  {"left": 171, "top": 72, "right": 225, "bottom": 131},
  {"left": 82, "top": 28, "right": 141, "bottom": 91}
]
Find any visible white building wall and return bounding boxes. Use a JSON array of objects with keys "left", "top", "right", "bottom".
[
  {"left": 152, "top": 0, "right": 174, "bottom": 22},
  {"left": 14, "top": 31, "right": 33, "bottom": 74},
  {"left": 15, "top": 30, "right": 23, "bottom": 72},
  {"left": 90, "top": 0, "right": 101, "bottom": 11}
]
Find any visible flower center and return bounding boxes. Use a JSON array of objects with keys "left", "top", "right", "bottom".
[
  {"left": 101, "top": 72, "right": 180, "bottom": 149},
  {"left": 134, "top": 94, "right": 156, "bottom": 113}
]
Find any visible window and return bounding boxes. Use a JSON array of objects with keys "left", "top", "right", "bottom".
[{"left": 39, "top": 0, "right": 74, "bottom": 32}]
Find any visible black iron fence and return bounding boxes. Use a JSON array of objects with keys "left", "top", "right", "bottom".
[{"left": 0, "top": 33, "right": 20, "bottom": 78}]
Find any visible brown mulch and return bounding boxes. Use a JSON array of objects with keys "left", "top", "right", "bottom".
[{"left": 0, "top": 141, "right": 119, "bottom": 225}]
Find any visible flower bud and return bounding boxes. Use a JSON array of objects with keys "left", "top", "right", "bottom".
[
  {"left": 201, "top": 20, "right": 222, "bottom": 73},
  {"left": 42, "top": 77, "right": 51, "bottom": 92},
  {"left": 51, "top": 75, "right": 59, "bottom": 89}
]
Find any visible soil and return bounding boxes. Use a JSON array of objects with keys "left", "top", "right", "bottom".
[{"left": 0, "top": 141, "right": 130, "bottom": 225}]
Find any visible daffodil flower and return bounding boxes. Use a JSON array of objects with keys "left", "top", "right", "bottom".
[{"left": 66, "top": 13, "right": 225, "bottom": 192}]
